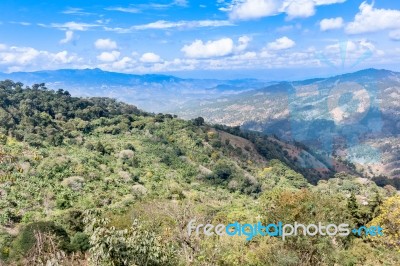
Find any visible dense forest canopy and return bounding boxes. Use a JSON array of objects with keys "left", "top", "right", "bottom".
[{"left": 0, "top": 80, "right": 399, "bottom": 265}]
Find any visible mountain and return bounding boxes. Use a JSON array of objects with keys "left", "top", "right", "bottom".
[
  {"left": 173, "top": 68, "right": 400, "bottom": 182},
  {"left": 1, "top": 79, "right": 399, "bottom": 265},
  {"left": 0, "top": 68, "right": 270, "bottom": 113}
]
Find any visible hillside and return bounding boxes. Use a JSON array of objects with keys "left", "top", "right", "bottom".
[
  {"left": 174, "top": 69, "right": 400, "bottom": 183},
  {"left": 1, "top": 80, "right": 400, "bottom": 265}
]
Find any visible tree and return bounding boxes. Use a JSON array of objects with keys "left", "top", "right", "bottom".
[
  {"left": 368, "top": 195, "right": 400, "bottom": 251},
  {"left": 192, "top": 117, "right": 205, "bottom": 126}
]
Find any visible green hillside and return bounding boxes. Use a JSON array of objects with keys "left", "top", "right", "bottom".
[{"left": 0, "top": 80, "right": 399, "bottom": 265}]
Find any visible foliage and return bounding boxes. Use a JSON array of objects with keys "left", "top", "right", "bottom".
[
  {"left": 368, "top": 195, "right": 400, "bottom": 251},
  {"left": 84, "top": 213, "right": 175, "bottom": 266},
  {"left": 9, "top": 221, "right": 70, "bottom": 259},
  {"left": 0, "top": 80, "right": 399, "bottom": 265}
]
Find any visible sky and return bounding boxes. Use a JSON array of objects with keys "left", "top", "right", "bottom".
[{"left": 0, "top": 0, "right": 400, "bottom": 79}]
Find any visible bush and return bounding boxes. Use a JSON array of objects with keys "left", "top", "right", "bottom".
[
  {"left": 10, "top": 221, "right": 70, "bottom": 259},
  {"left": 62, "top": 176, "right": 85, "bottom": 191},
  {"left": 213, "top": 161, "right": 233, "bottom": 181},
  {"left": 70, "top": 232, "right": 90, "bottom": 252},
  {"left": 85, "top": 216, "right": 175, "bottom": 266}
]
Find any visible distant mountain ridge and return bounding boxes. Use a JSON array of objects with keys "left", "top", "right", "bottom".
[
  {"left": 0, "top": 68, "right": 184, "bottom": 85},
  {"left": 0, "top": 68, "right": 271, "bottom": 112}
]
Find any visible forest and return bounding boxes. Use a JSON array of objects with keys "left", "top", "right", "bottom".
[{"left": 0, "top": 80, "right": 399, "bottom": 265}]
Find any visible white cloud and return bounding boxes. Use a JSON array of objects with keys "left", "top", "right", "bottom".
[
  {"left": 95, "top": 39, "right": 118, "bottom": 50},
  {"left": 320, "top": 17, "right": 344, "bottom": 31},
  {"left": 140, "top": 52, "right": 161, "bottom": 63},
  {"left": 228, "top": 0, "right": 279, "bottom": 20},
  {"left": 389, "top": 30, "right": 400, "bottom": 41},
  {"left": 97, "top": 51, "right": 120, "bottom": 62},
  {"left": 46, "top": 21, "right": 99, "bottom": 31},
  {"left": 224, "top": 0, "right": 346, "bottom": 20},
  {"left": 233, "top": 51, "right": 257, "bottom": 60},
  {"left": 346, "top": 2, "right": 400, "bottom": 34},
  {"left": 53, "top": 51, "right": 78, "bottom": 63},
  {"left": 284, "top": 0, "right": 316, "bottom": 19},
  {"left": 62, "top": 8, "right": 92, "bottom": 16},
  {"left": 112, "top": 57, "right": 134, "bottom": 69},
  {"left": 267, "top": 36, "right": 295, "bottom": 50},
  {"left": 0, "top": 45, "right": 80, "bottom": 71},
  {"left": 105, "top": 7, "right": 141, "bottom": 13},
  {"left": 105, "top": 0, "right": 188, "bottom": 14},
  {"left": 60, "top": 31, "right": 74, "bottom": 44},
  {"left": 314, "top": 0, "right": 345, "bottom": 4},
  {"left": 181, "top": 38, "right": 234, "bottom": 58},
  {"left": 0, "top": 47, "right": 39, "bottom": 65},
  {"left": 105, "top": 20, "right": 234, "bottom": 33},
  {"left": 236, "top": 36, "right": 251, "bottom": 52},
  {"left": 136, "top": 20, "right": 233, "bottom": 30},
  {"left": 11, "top": 21, "right": 31, "bottom": 26},
  {"left": 174, "top": 0, "right": 188, "bottom": 6}
]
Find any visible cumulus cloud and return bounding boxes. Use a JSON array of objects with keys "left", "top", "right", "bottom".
[
  {"left": 224, "top": 0, "right": 346, "bottom": 20},
  {"left": 267, "top": 36, "right": 295, "bottom": 50},
  {"left": 0, "top": 45, "right": 80, "bottom": 72},
  {"left": 181, "top": 38, "right": 234, "bottom": 58},
  {"left": 140, "top": 52, "right": 161, "bottom": 63},
  {"left": 181, "top": 36, "right": 250, "bottom": 59},
  {"left": 228, "top": 0, "right": 279, "bottom": 20},
  {"left": 60, "top": 31, "right": 74, "bottom": 44},
  {"left": 97, "top": 51, "right": 120, "bottom": 62},
  {"left": 235, "top": 36, "right": 251, "bottom": 52},
  {"left": 346, "top": 2, "right": 400, "bottom": 34},
  {"left": 53, "top": 51, "right": 78, "bottom": 63},
  {"left": 112, "top": 57, "right": 134, "bottom": 69},
  {"left": 320, "top": 17, "right": 344, "bottom": 31},
  {"left": 95, "top": 39, "right": 118, "bottom": 50},
  {"left": 284, "top": 0, "right": 316, "bottom": 19}
]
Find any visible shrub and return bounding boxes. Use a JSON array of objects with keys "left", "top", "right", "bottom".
[
  {"left": 213, "top": 161, "right": 233, "bottom": 181},
  {"left": 62, "top": 176, "right": 85, "bottom": 191},
  {"left": 10, "top": 221, "right": 70, "bottom": 259},
  {"left": 70, "top": 232, "right": 90, "bottom": 252},
  {"left": 85, "top": 216, "right": 175, "bottom": 266}
]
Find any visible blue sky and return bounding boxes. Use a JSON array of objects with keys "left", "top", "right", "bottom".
[{"left": 0, "top": 0, "right": 400, "bottom": 79}]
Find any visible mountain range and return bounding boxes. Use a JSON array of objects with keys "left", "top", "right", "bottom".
[
  {"left": 0, "top": 68, "right": 271, "bottom": 113},
  {"left": 0, "top": 68, "right": 399, "bottom": 182}
]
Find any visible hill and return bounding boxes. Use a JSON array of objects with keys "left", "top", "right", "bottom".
[
  {"left": 0, "top": 79, "right": 399, "bottom": 265},
  {"left": 174, "top": 68, "right": 400, "bottom": 183}
]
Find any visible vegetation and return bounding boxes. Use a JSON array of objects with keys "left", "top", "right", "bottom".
[{"left": 0, "top": 80, "right": 399, "bottom": 265}]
